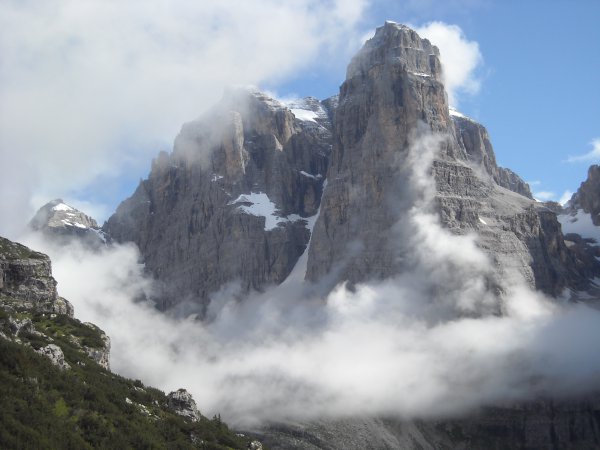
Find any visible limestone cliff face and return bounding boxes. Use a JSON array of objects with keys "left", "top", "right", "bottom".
[
  {"left": 104, "top": 89, "right": 333, "bottom": 310},
  {"left": 305, "top": 22, "right": 585, "bottom": 297},
  {"left": 306, "top": 22, "right": 453, "bottom": 285},
  {"left": 0, "top": 236, "right": 73, "bottom": 316}
]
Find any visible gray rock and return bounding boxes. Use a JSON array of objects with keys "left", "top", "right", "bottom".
[
  {"left": 35, "top": 343, "right": 70, "bottom": 370},
  {"left": 104, "top": 88, "right": 332, "bottom": 311},
  {"left": 248, "top": 440, "right": 263, "bottom": 450},
  {"left": 305, "top": 21, "right": 587, "bottom": 298},
  {"left": 451, "top": 110, "right": 533, "bottom": 198},
  {"left": 567, "top": 165, "right": 600, "bottom": 224},
  {"left": 29, "top": 199, "right": 109, "bottom": 248},
  {"left": 167, "top": 388, "right": 201, "bottom": 421},
  {"left": 83, "top": 322, "right": 111, "bottom": 370},
  {"left": 0, "top": 236, "right": 74, "bottom": 316}
]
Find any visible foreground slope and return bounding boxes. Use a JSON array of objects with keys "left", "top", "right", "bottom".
[{"left": 0, "top": 236, "right": 254, "bottom": 449}]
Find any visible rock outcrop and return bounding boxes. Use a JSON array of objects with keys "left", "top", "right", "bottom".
[
  {"left": 83, "top": 322, "right": 111, "bottom": 370},
  {"left": 104, "top": 88, "right": 333, "bottom": 310},
  {"left": 0, "top": 236, "right": 74, "bottom": 316},
  {"left": 29, "top": 199, "right": 108, "bottom": 248},
  {"left": 35, "top": 343, "right": 71, "bottom": 371},
  {"left": 167, "top": 388, "right": 201, "bottom": 421}
]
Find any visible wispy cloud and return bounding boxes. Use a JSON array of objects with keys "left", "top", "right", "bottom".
[
  {"left": 559, "top": 190, "right": 573, "bottom": 206},
  {"left": 565, "top": 138, "right": 600, "bottom": 163},
  {"left": 416, "top": 22, "right": 483, "bottom": 106},
  {"left": 533, "top": 191, "right": 556, "bottom": 201}
]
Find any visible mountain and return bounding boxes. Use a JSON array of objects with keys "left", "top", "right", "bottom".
[
  {"left": 105, "top": 22, "right": 595, "bottom": 312},
  {"left": 30, "top": 199, "right": 109, "bottom": 248},
  {"left": 305, "top": 22, "right": 588, "bottom": 298},
  {"left": 0, "top": 235, "right": 260, "bottom": 449},
  {"left": 104, "top": 88, "right": 333, "bottom": 310},
  {"left": 94, "top": 21, "right": 600, "bottom": 448}
]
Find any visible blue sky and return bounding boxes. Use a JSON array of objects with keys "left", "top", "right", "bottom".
[{"left": 0, "top": 0, "right": 598, "bottom": 236}]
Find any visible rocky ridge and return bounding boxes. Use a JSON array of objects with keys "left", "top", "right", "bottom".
[{"left": 30, "top": 199, "right": 108, "bottom": 248}]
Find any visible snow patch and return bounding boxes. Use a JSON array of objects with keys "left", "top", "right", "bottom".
[
  {"left": 229, "top": 192, "right": 304, "bottom": 231},
  {"left": 52, "top": 203, "right": 74, "bottom": 212},
  {"left": 410, "top": 71, "right": 432, "bottom": 78},
  {"left": 558, "top": 209, "right": 600, "bottom": 246},
  {"left": 449, "top": 107, "right": 474, "bottom": 122},
  {"left": 478, "top": 217, "right": 487, "bottom": 225},
  {"left": 211, "top": 174, "right": 224, "bottom": 182},
  {"left": 290, "top": 108, "right": 319, "bottom": 123},
  {"left": 61, "top": 219, "right": 87, "bottom": 229},
  {"left": 299, "top": 170, "right": 322, "bottom": 180}
]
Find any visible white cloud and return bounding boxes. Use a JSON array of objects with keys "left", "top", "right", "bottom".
[
  {"left": 0, "top": 0, "right": 368, "bottom": 238},
  {"left": 533, "top": 191, "right": 556, "bottom": 201},
  {"left": 20, "top": 129, "right": 600, "bottom": 428},
  {"left": 565, "top": 138, "right": 600, "bottom": 163},
  {"left": 558, "top": 190, "right": 573, "bottom": 206},
  {"left": 416, "top": 21, "right": 483, "bottom": 106}
]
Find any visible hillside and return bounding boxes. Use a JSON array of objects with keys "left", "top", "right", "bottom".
[{"left": 0, "top": 236, "right": 258, "bottom": 449}]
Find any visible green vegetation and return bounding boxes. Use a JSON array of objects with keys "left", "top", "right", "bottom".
[
  {"left": 0, "top": 237, "right": 47, "bottom": 260},
  {"left": 0, "top": 304, "right": 252, "bottom": 449}
]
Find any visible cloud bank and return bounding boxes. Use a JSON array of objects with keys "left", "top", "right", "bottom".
[
  {"left": 0, "top": 0, "right": 368, "bottom": 237},
  {"left": 21, "top": 130, "right": 600, "bottom": 429}
]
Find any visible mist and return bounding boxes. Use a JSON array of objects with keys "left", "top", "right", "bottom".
[{"left": 18, "top": 129, "right": 600, "bottom": 429}]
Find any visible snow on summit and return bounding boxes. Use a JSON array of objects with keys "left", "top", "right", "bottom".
[{"left": 52, "top": 202, "right": 74, "bottom": 212}]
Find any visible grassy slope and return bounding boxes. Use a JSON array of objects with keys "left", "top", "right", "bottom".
[{"left": 0, "top": 305, "right": 250, "bottom": 450}]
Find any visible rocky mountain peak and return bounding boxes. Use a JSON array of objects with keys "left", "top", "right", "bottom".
[
  {"left": 347, "top": 21, "right": 442, "bottom": 82},
  {"left": 30, "top": 199, "right": 98, "bottom": 230},
  {"left": 29, "top": 199, "right": 108, "bottom": 247}
]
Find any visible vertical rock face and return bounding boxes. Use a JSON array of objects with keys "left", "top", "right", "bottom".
[
  {"left": 104, "top": 89, "right": 333, "bottom": 310},
  {"left": 305, "top": 21, "right": 586, "bottom": 297},
  {"left": 566, "top": 165, "right": 600, "bottom": 224},
  {"left": 0, "top": 236, "right": 74, "bottom": 316},
  {"left": 306, "top": 22, "right": 452, "bottom": 285}
]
